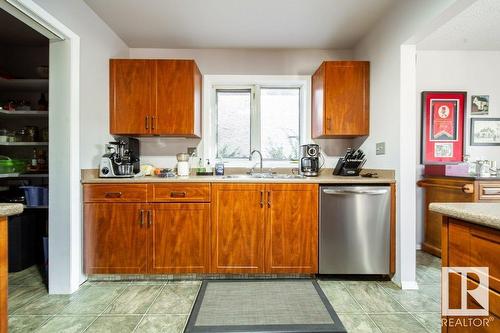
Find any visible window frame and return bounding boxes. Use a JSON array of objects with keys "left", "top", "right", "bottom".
[{"left": 204, "top": 75, "right": 310, "bottom": 168}]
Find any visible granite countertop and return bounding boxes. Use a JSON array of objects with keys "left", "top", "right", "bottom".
[
  {"left": 0, "top": 203, "right": 24, "bottom": 217},
  {"left": 81, "top": 168, "right": 396, "bottom": 184},
  {"left": 429, "top": 203, "right": 500, "bottom": 230}
]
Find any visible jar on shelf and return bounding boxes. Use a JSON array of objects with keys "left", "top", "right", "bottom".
[
  {"left": 0, "top": 129, "right": 8, "bottom": 143},
  {"left": 15, "top": 129, "right": 27, "bottom": 142},
  {"left": 24, "top": 126, "right": 39, "bottom": 142}
]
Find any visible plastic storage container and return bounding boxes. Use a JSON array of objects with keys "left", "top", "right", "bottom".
[
  {"left": 0, "top": 156, "right": 27, "bottom": 174},
  {"left": 19, "top": 186, "right": 48, "bottom": 207}
]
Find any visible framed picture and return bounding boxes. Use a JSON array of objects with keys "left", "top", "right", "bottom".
[
  {"left": 421, "top": 91, "right": 466, "bottom": 164},
  {"left": 470, "top": 118, "right": 500, "bottom": 146},
  {"left": 471, "top": 95, "right": 489, "bottom": 115}
]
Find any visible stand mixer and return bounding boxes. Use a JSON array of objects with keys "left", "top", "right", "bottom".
[{"left": 99, "top": 137, "right": 140, "bottom": 178}]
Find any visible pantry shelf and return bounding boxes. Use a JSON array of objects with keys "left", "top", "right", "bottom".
[
  {"left": 0, "top": 142, "right": 48, "bottom": 146},
  {"left": 0, "top": 110, "right": 48, "bottom": 117}
]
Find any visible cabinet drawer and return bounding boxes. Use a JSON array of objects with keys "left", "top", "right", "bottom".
[
  {"left": 83, "top": 184, "right": 148, "bottom": 202},
  {"left": 479, "top": 183, "right": 500, "bottom": 200},
  {"left": 152, "top": 183, "right": 210, "bottom": 202}
]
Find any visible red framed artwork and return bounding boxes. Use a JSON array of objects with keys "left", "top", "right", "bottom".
[{"left": 421, "top": 91, "right": 466, "bottom": 164}]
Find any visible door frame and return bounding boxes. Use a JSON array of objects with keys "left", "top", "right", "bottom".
[{"left": 2, "top": 0, "right": 81, "bottom": 294}]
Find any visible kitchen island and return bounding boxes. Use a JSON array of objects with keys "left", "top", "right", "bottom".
[
  {"left": 0, "top": 203, "right": 24, "bottom": 332},
  {"left": 430, "top": 202, "right": 500, "bottom": 332},
  {"left": 81, "top": 168, "right": 396, "bottom": 278}
]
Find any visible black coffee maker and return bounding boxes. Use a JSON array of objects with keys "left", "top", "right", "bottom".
[{"left": 299, "top": 144, "right": 320, "bottom": 177}]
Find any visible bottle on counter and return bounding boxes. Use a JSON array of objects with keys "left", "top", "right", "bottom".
[
  {"left": 205, "top": 159, "right": 212, "bottom": 173},
  {"left": 215, "top": 158, "right": 225, "bottom": 176}
]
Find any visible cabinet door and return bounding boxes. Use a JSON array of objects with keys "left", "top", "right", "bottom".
[
  {"left": 155, "top": 60, "right": 201, "bottom": 137},
  {"left": 149, "top": 203, "right": 209, "bottom": 273},
  {"left": 420, "top": 177, "right": 475, "bottom": 257},
  {"left": 312, "top": 61, "right": 369, "bottom": 138},
  {"left": 265, "top": 184, "right": 318, "bottom": 273},
  {"left": 110, "top": 59, "right": 154, "bottom": 135},
  {"left": 84, "top": 203, "right": 148, "bottom": 274},
  {"left": 211, "top": 184, "right": 266, "bottom": 273}
]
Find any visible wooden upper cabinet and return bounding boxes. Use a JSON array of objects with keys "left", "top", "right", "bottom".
[
  {"left": 211, "top": 184, "right": 266, "bottom": 274},
  {"left": 110, "top": 59, "right": 154, "bottom": 135},
  {"left": 84, "top": 203, "right": 148, "bottom": 274},
  {"left": 109, "top": 59, "right": 202, "bottom": 137},
  {"left": 149, "top": 203, "right": 209, "bottom": 274},
  {"left": 156, "top": 60, "right": 202, "bottom": 137},
  {"left": 265, "top": 184, "right": 318, "bottom": 273},
  {"left": 312, "top": 61, "right": 370, "bottom": 138}
]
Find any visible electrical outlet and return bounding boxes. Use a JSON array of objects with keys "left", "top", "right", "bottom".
[
  {"left": 187, "top": 147, "right": 197, "bottom": 156},
  {"left": 376, "top": 142, "right": 385, "bottom": 155}
]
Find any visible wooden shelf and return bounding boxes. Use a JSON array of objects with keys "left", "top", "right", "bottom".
[
  {"left": 0, "top": 173, "right": 48, "bottom": 179},
  {"left": 23, "top": 205, "right": 48, "bottom": 209},
  {"left": 0, "top": 78, "right": 48, "bottom": 91},
  {"left": 0, "top": 173, "right": 19, "bottom": 178},
  {"left": 0, "top": 142, "right": 48, "bottom": 146},
  {"left": 0, "top": 110, "right": 48, "bottom": 117}
]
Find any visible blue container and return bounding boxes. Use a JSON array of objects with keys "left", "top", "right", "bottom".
[{"left": 19, "top": 186, "right": 48, "bottom": 207}]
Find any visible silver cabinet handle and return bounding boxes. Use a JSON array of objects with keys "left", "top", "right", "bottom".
[
  {"left": 483, "top": 188, "right": 500, "bottom": 195},
  {"left": 323, "top": 189, "right": 388, "bottom": 195}
]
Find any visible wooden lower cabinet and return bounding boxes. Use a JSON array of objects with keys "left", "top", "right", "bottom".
[
  {"left": 211, "top": 184, "right": 266, "bottom": 274},
  {"left": 265, "top": 184, "right": 318, "bottom": 273},
  {"left": 418, "top": 177, "right": 500, "bottom": 257},
  {"left": 211, "top": 183, "right": 319, "bottom": 274},
  {"left": 149, "top": 203, "right": 209, "bottom": 273},
  {"left": 84, "top": 203, "right": 148, "bottom": 274},
  {"left": 0, "top": 217, "right": 7, "bottom": 332},
  {"left": 442, "top": 217, "right": 500, "bottom": 332}
]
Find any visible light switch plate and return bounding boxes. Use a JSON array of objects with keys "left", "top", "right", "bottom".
[{"left": 376, "top": 142, "right": 385, "bottom": 155}]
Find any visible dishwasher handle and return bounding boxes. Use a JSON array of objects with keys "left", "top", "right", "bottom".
[{"left": 322, "top": 188, "right": 389, "bottom": 195}]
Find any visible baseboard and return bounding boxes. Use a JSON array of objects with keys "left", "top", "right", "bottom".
[
  {"left": 416, "top": 244, "right": 422, "bottom": 250},
  {"left": 401, "top": 280, "right": 419, "bottom": 290}
]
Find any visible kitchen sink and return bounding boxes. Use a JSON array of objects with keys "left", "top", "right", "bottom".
[{"left": 221, "top": 173, "right": 305, "bottom": 179}]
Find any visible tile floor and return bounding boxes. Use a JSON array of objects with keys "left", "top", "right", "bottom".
[{"left": 8, "top": 251, "right": 441, "bottom": 332}]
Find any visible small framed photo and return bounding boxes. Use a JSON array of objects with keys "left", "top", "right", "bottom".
[
  {"left": 470, "top": 118, "right": 500, "bottom": 146},
  {"left": 471, "top": 95, "right": 489, "bottom": 115},
  {"left": 421, "top": 91, "right": 466, "bottom": 164}
]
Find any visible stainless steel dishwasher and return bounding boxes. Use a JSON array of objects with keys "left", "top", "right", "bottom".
[{"left": 319, "top": 185, "right": 391, "bottom": 274}]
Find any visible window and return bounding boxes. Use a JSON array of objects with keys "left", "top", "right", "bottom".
[{"left": 215, "top": 85, "right": 301, "bottom": 161}]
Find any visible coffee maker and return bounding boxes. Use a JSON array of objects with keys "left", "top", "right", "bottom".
[
  {"left": 299, "top": 144, "right": 320, "bottom": 177},
  {"left": 99, "top": 137, "right": 140, "bottom": 178}
]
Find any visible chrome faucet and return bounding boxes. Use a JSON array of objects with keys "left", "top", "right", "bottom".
[{"left": 249, "top": 149, "right": 263, "bottom": 173}]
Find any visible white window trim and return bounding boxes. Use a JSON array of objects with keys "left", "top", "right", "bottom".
[{"left": 202, "top": 75, "right": 311, "bottom": 168}]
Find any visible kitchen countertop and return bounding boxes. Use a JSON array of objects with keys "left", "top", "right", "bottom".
[
  {"left": 81, "top": 168, "right": 396, "bottom": 184},
  {"left": 429, "top": 202, "right": 500, "bottom": 230},
  {"left": 0, "top": 203, "right": 23, "bottom": 218}
]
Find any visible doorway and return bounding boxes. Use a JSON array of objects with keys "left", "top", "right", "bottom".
[
  {"left": 0, "top": 7, "right": 50, "bottom": 288},
  {"left": 0, "top": 0, "right": 81, "bottom": 294}
]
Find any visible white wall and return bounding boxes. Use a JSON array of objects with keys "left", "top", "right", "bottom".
[
  {"left": 129, "top": 48, "right": 355, "bottom": 168},
  {"left": 34, "top": 0, "right": 129, "bottom": 170},
  {"left": 32, "top": 0, "right": 128, "bottom": 292},
  {"left": 415, "top": 50, "right": 500, "bottom": 246},
  {"left": 353, "top": 0, "right": 459, "bottom": 288}
]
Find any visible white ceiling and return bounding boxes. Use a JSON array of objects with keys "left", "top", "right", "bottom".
[
  {"left": 418, "top": 0, "right": 500, "bottom": 50},
  {"left": 84, "top": 0, "right": 395, "bottom": 49}
]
